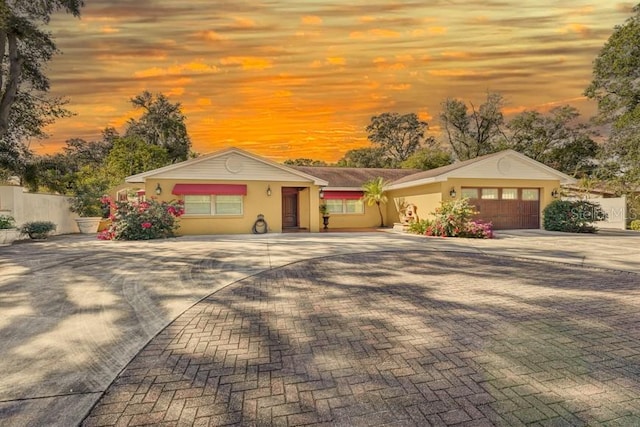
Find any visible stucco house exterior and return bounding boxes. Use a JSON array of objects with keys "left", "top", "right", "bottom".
[{"left": 123, "top": 147, "right": 576, "bottom": 234}]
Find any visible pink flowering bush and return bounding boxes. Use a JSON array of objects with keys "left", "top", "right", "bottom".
[
  {"left": 98, "top": 197, "right": 184, "bottom": 240},
  {"left": 409, "top": 198, "right": 493, "bottom": 239}
]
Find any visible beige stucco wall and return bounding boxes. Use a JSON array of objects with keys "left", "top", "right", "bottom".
[
  {"left": 387, "top": 182, "right": 443, "bottom": 224},
  {"left": 321, "top": 202, "right": 386, "bottom": 230},
  {"left": 149, "top": 179, "right": 321, "bottom": 235}
]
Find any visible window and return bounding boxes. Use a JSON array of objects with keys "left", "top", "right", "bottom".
[
  {"left": 481, "top": 188, "right": 499, "bottom": 199},
  {"left": 461, "top": 188, "right": 479, "bottom": 199},
  {"left": 501, "top": 188, "right": 518, "bottom": 200},
  {"left": 184, "top": 195, "right": 243, "bottom": 215},
  {"left": 326, "top": 199, "right": 364, "bottom": 214},
  {"left": 522, "top": 189, "right": 539, "bottom": 201},
  {"left": 184, "top": 195, "right": 211, "bottom": 215}
]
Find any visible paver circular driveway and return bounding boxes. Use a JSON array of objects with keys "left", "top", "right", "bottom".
[{"left": 83, "top": 250, "right": 640, "bottom": 426}]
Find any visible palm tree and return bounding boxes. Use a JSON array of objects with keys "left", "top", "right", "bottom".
[{"left": 362, "top": 177, "right": 388, "bottom": 227}]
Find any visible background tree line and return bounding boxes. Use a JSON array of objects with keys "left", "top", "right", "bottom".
[{"left": 1, "top": 1, "right": 640, "bottom": 215}]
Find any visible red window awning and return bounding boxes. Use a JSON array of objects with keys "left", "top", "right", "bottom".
[
  {"left": 323, "top": 191, "right": 363, "bottom": 200},
  {"left": 172, "top": 184, "right": 247, "bottom": 196}
]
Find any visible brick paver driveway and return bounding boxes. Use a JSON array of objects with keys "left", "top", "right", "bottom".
[{"left": 83, "top": 250, "right": 640, "bottom": 426}]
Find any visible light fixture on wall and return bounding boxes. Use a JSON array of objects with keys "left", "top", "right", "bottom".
[
  {"left": 319, "top": 187, "right": 325, "bottom": 199},
  {"left": 551, "top": 188, "right": 559, "bottom": 198},
  {"left": 155, "top": 183, "right": 162, "bottom": 195},
  {"left": 266, "top": 185, "right": 272, "bottom": 197},
  {"left": 449, "top": 187, "right": 457, "bottom": 198}
]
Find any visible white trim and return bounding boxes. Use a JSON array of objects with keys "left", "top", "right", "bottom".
[
  {"left": 386, "top": 176, "right": 445, "bottom": 191},
  {"left": 386, "top": 150, "right": 577, "bottom": 191},
  {"left": 126, "top": 147, "right": 329, "bottom": 186}
]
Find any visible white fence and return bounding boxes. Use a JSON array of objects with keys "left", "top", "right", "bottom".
[
  {"left": 0, "top": 186, "right": 80, "bottom": 235},
  {"left": 564, "top": 196, "right": 627, "bottom": 230}
]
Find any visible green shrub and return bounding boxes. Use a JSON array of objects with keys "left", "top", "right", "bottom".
[
  {"left": 98, "top": 197, "right": 184, "bottom": 240},
  {"left": 20, "top": 221, "right": 56, "bottom": 239},
  {"left": 543, "top": 200, "right": 606, "bottom": 233},
  {"left": 407, "top": 219, "right": 432, "bottom": 235},
  {"left": 0, "top": 215, "right": 16, "bottom": 229},
  {"left": 415, "top": 198, "right": 493, "bottom": 239},
  {"left": 630, "top": 219, "right": 640, "bottom": 231}
]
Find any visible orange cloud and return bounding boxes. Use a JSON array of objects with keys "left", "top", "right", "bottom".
[
  {"left": 418, "top": 110, "right": 433, "bottom": 122},
  {"left": 350, "top": 28, "right": 401, "bottom": 39},
  {"left": 195, "top": 30, "right": 224, "bottom": 42},
  {"left": 326, "top": 57, "right": 346, "bottom": 65},
  {"left": 428, "top": 69, "right": 479, "bottom": 77},
  {"left": 232, "top": 17, "right": 256, "bottom": 28},
  {"left": 301, "top": 15, "right": 322, "bottom": 25},
  {"left": 134, "top": 61, "right": 219, "bottom": 77},
  {"left": 220, "top": 56, "right": 273, "bottom": 70},
  {"left": 428, "top": 26, "right": 447, "bottom": 35},
  {"left": 560, "top": 23, "right": 592, "bottom": 37},
  {"left": 100, "top": 26, "right": 119, "bottom": 34},
  {"left": 387, "top": 83, "right": 411, "bottom": 91},
  {"left": 441, "top": 51, "right": 472, "bottom": 59}
]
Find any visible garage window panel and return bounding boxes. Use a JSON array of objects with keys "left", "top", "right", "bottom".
[
  {"left": 462, "top": 188, "right": 479, "bottom": 199},
  {"left": 481, "top": 188, "right": 499, "bottom": 199},
  {"left": 501, "top": 188, "right": 518, "bottom": 200},
  {"left": 522, "top": 189, "right": 539, "bottom": 200}
]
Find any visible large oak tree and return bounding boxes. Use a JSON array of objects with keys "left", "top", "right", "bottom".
[{"left": 0, "top": 1, "right": 83, "bottom": 171}]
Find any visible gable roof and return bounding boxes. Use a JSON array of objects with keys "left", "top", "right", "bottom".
[
  {"left": 126, "top": 147, "right": 328, "bottom": 186},
  {"left": 387, "top": 149, "right": 577, "bottom": 190},
  {"left": 290, "top": 166, "right": 419, "bottom": 189}
]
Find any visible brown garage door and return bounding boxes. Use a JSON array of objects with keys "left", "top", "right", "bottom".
[{"left": 463, "top": 187, "right": 540, "bottom": 230}]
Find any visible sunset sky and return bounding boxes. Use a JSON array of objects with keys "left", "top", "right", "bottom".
[{"left": 38, "top": 1, "right": 634, "bottom": 162}]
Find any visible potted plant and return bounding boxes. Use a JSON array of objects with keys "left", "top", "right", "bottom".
[
  {"left": 20, "top": 221, "right": 56, "bottom": 240},
  {"left": 0, "top": 214, "right": 20, "bottom": 245},
  {"left": 69, "top": 168, "right": 110, "bottom": 233},
  {"left": 319, "top": 203, "right": 330, "bottom": 230}
]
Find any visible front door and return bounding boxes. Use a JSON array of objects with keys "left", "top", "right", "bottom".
[{"left": 282, "top": 188, "right": 299, "bottom": 228}]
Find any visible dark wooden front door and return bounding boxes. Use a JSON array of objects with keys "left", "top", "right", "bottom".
[{"left": 282, "top": 188, "right": 299, "bottom": 228}]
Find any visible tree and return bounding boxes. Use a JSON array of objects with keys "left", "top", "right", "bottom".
[
  {"left": 506, "top": 106, "right": 598, "bottom": 177},
  {"left": 584, "top": 5, "right": 640, "bottom": 124},
  {"left": 0, "top": 1, "right": 83, "bottom": 160},
  {"left": 440, "top": 92, "right": 506, "bottom": 160},
  {"left": 104, "top": 136, "right": 170, "bottom": 184},
  {"left": 366, "top": 112, "right": 429, "bottom": 165},
  {"left": 336, "top": 146, "right": 392, "bottom": 168},
  {"left": 35, "top": 132, "right": 113, "bottom": 193},
  {"left": 125, "top": 91, "right": 191, "bottom": 163},
  {"left": 361, "top": 177, "right": 388, "bottom": 227},
  {"left": 283, "top": 158, "right": 328, "bottom": 166},
  {"left": 585, "top": 5, "right": 640, "bottom": 193},
  {"left": 401, "top": 146, "right": 453, "bottom": 170}
]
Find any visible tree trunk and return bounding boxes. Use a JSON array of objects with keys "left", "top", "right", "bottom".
[
  {"left": 0, "top": 31, "right": 22, "bottom": 139},
  {"left": 376, "top": 201, "right": 384, "bottom": 227}
]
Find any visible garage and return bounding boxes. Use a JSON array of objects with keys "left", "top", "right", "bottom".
[{"left": 462, "top": 187, "right": 540, "bottom": 229}]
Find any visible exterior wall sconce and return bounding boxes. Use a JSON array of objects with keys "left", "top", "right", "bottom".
[
  {"left": 266, "top": 185, "right": 272, "bottom": 197},
  {"left": 449, "top": 187, "right": 457, "bottom": 198},
  {"left": 319, "top": 187, "right": 325, "bottom": 199},
  {"left": 551, "top": 188, "right": 559, "bottom": 198},
  {"left": 155, "top": 183, "right": 162, "bottom": 195}
]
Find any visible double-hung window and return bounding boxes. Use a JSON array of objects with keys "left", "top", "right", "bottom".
[
  {"left": 325, "top": 199, "right": 364, "bottom": 214},
  {"left": 184, "top": 195, "right": 243, "bottom": 216}
]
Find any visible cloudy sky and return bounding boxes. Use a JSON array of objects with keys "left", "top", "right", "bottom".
[{"left": 39, "top": 0, "right": 633, "bottom": 161}]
